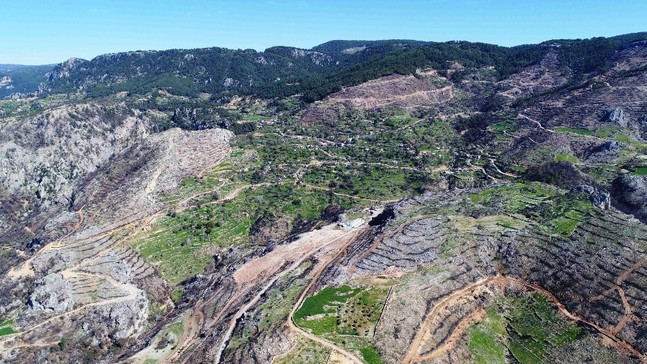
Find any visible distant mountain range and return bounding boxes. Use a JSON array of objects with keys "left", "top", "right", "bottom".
[
  {"left": 0, "top": 65, "right": 52, "bottom": 98},
  {"left": 3, "top": 32, "right": 647, "bottom": 102}
]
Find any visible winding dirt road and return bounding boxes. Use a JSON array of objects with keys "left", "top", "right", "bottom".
[
  {"left": 402, "top": 270, "right": 647, "bottom": 363},
  {"left": 283, "top": 225, "right": 368, "bottom": 364},
  {"left": 156, "top": 213, "right": 378, "bottom": 364}
]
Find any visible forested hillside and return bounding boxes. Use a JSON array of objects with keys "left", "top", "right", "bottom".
[
  {"left": 0, "top": 65, "right": 52, "bottom": 98},
  {"left": 27, "top": 33, "right": 647, "bottom": 102}
]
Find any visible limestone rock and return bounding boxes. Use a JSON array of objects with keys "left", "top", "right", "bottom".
[
  {"left": 0, "top": 76, "right": 12, "bottom": 88},
  {"left": 0, "top": 102, "right": 151, "bottom": 207},
  {"left": 89, "top": 289, "right": 149, "bottom": 339},
  {"left": 570, "top": 185, "right": 611, "bottom": 209},
  {"left": 28, "top": 273, "right": 76, "bottom": 314},
  {"left": 604, "top": 107, "right": 629, "bottom": 128}
]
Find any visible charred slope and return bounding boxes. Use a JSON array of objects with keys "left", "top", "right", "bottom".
[
  {"left": 0, "top": 111, "right": 233, "bottom": 363},
  {"left": 286, "top": 187, "right": 647, "bottom": 363},
  {"left": 182, "top": 185, "right": 646, "bottom": 364},
  {"left": 1, "top": 32, "right": 647, "bottom": 364}
]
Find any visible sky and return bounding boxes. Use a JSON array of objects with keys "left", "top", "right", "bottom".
[{"left": 1, "top": 0, "right": 646, "bottom": 64}]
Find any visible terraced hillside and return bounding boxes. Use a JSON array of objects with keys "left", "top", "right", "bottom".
[{"left": 1, "top": 34, "right": 647, "bottom": 363}]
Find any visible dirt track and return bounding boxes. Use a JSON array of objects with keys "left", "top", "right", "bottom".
[
  {"left": 282, "top": 225, "right": 369, "bottom": 364},
  {"left": 156, "top": 214, "right": 377, "bottom": 364},
  {"left": 213, "top": 222, "right": 368, "bottom": 364},
  {"left": 2, "top": 153, "right": 238, "bottom": 352},
  {"left": 402, "top": 270, "right": 647, "bottom": 364}
]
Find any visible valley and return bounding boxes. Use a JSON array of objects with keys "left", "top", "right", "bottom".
[{"left": 0, "top": 35, "right": 647, "bottom": 363}]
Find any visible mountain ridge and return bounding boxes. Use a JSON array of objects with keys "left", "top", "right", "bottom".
[{"left": 3, "top": 32, "right": 647, "bottom": 102}]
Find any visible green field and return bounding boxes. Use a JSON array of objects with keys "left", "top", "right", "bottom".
[
  {"left": 634, "top": 166, "right": 647, "bottom": 175},
  {"left": 468, "top": 308, "right": 508, "bottom": 364},
  {"left": 489, "top": 119, "right": 518, "bottom": 134},
  {"left": 0, "top": 327, "right": 16, "bottom": 336},
  {"left": 133, "top": 184, "right": 348, "bottom": 284},
  {"left": 533, "top": 193, "right": 594, "bottom": 237},
  {"left": 468, "top": 182, "right": 557, "bottom": 213},
  {"left": 294, "top": 285, "right": 389, "bottom": 363},
  {"left": 554, "top": 153, "right": 578, "bottom": 163},
  {"left": 555, "top": 127, "right": 594, "bottom": 135},
  {"left": 360, "top": 346, "right": 384, "bottom": 364},
  {"left": 294, "top": 285, "right": 362, "bottom": 334},
  {"left": 467, "top": 182, "right": 594, "bottom": 238}
]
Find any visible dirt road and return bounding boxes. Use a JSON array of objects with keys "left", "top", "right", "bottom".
[
  {"left": 156, "top": 213, "right": 379, "bottom": 364},
  {"left": 403, "top": 271, "right": 647, "bottom": 363}
]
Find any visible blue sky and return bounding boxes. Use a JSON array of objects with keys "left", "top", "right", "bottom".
[{"left": 1, "top": 0, "right": 645, "bottom": 64}]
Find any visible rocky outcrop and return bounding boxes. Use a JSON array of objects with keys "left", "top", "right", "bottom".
[
  {"left": 0, "top": 102, "right": 152, "bottom": 207},
  {"left": 289, "top": 48, "right": 334, "bottom": 66},
  {"left": 584, "top": 141, "right": 625, "bottom": 163},
  {"left": 570, "top": 185, "right": 611, "bottom": 209},
  {"left": 0, "top": 101, "right": 233, "bottom": 363},
  {"left": 612, "top": 174, "right": 647, "bottom": 222},
  {"left": 0, "top": 76, "right": 12, "bottom": 88},
  {"left": 46, "top": 57, "right": 88, "bottom": 81},
  {"left": 88, "top": 289, "right": 149, "bottom": 340},
  {"left": 604, "top": 107, "right": 629, "bottom": 127},
  {"left": 27, "top": 273, "right": 76, "bottom": 314}
]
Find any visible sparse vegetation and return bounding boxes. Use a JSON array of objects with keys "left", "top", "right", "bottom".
[
  {"left": 274, "top": 338, "right": 331, "bottom": 364},
  {"left": 530, "top": 192, "right": 594, "bottom": 237},
  {"left": 4, "top": 29, "right": 647, "bottom": 364},
  {"left": 132, "top": 183, "right": 347, "bottom": 284},
  {"left": 468, "top": 182, "right": 557, "bottom": 213},
  {"left": 171, "top": 289, "right": 183, "bottom": 303},
  {"left": 489, "top": 119, "right": 518, "bottom": 134},
  {"left": 256, "top": 263, "right": 310, "bottom": 332}
]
